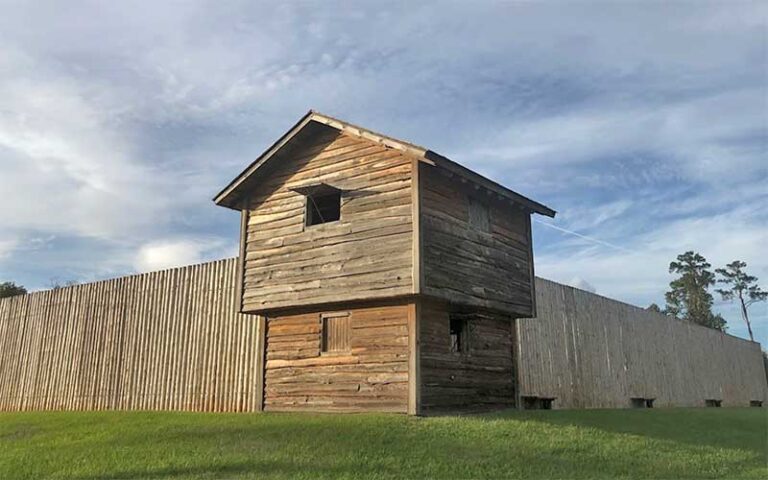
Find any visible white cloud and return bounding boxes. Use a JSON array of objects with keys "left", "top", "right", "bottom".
[
  {"left": 568, "top": 277, "right": 596, "bottom": 294},
  {"left": 0, "top": 238, "right": 19, "bottom": 260},
  {"left": 0, "top": 0, "right": 764, "bottom": 344},
  {"left": 134, "top": 238, "right": 236, "bottom": 273}
]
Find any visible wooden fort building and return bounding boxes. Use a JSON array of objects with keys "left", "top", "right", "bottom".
[
  {"left": 214, "top": 111, "right": 556, "bottom": 414},
  {"left": 1, "top": 112, "right": 764, "bottom": 414}
]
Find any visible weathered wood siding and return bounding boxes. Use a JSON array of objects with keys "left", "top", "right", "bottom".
[
  {"left": 420, "top": 166, "right": 534, "bottom": 316},
  {"left": 420, "top": 299, "right": 516, "bottom": 412},
  {"left": 518, "top": 278, "right": 768, "bottom": 408},
  {"left": 0, "top": 258, "right": 261, "bottom": 412},
  {"left": 242, "top": 125, "right": 414, "bottom": 313},
  {"left": 264, "top": 302, "right": 411, "bottom": 412}
]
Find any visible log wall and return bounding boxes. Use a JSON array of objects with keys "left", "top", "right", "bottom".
[
  {"left": 0, "top": 258, "right": 261, "bottom": 412},
  {"left": 264, "top": 302, "right": 411, "bottom": 412},
  {"left": 420, "top": 166, "right": 534, "bottom": 316},
  {"left": 1, "top": 258, "right": 766, "bottom": 413},
  {"left": 241, "top": 124, "right": 414, "bottom": 313},
  {"left": 420, "top": 299, "right": 516, "bottom": 412},
  {"left": 517, "top": 278, "right": 768, "bottom": 408}
]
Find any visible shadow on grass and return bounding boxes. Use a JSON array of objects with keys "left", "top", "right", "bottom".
[
  {"left": 484, "top": 407, "right": 768, "bottom": 455},
  {"left": 3, "top": 410, "right": 765, "bottom": 479},
  {"left": 65, "top": 410, "right": 765, "bottom": 480},
  {"left": 70, "top": 460, "right": 404, "bottom": 480}
]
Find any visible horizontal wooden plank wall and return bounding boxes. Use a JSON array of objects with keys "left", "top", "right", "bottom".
[
  {"left": 518, "top": 278, "right": 768, "bottom": 408},
  {"left": 264, "top": 302, "right": 410, "bottom": 412},
  {"left": 0, "top": 258, "right": 260, "bottom": 412},
  {"left": 420, "top": 299, "right": 515, "bottom": 413},
  {"left": 420, "top": 167, "right": 534, "bottom": 316},
  {"left": 241, "top": 124, "right": 414, "bottom": 313}
]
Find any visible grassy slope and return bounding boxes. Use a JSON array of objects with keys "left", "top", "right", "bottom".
[{"left": 0, "top": 408, "right": 765, "bottom": 480}]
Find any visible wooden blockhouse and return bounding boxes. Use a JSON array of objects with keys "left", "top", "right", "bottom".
[{"left": 214, "top": 111, "right": 556, "bottom": 414}]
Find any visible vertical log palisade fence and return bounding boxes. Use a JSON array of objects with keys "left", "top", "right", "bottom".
[
  {"left": 0, "top": 259, "right": 765, "bottom": 412},
  {"left": 0, "top": 258, "right": 261, "bottom": 412}
]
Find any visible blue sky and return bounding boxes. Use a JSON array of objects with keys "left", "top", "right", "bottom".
[{"left": 0, "top": 1, "right": 766, "bottom": 344}]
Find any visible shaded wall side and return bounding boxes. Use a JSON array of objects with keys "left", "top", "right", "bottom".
[
  {"left": 264, "top": 301, "right": 410, "bottom": 413},
  {"left": 420, "top": 299, "right": 515, "bottom": 412},
  {"left": 420, "top": 166, "right": 534, "bottom": 316},
  {"left": 0, "top": 258, "right": 261, "bottom": 412},
  {"left": 518, "top": 278, "right": 768, "bottom": 408}
]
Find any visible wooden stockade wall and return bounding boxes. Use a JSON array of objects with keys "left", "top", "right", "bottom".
[
  {"left": 0, "top": 258, "right": 261, "bottom": 412},
  {"left": 517, "top": 278, "right": 768, "bottom": 408},
  {"left": 2, "top": 260, "right": 767, "bottom": 413}
]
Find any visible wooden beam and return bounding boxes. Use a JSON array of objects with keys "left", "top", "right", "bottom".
[
  {"left": 407, "top": 300, "right": 421, "bottom": 415},
  {"left": 235, "top": 210, "right": 248, "bottom": 313},
  {"left": 255, "top": 315, "right": 267, "bottom": 412},
  {"left": 411, "top": 158, "right": 423, "bottom": 295},
  {"left": 526, "top": 215, "right": 536, "bottom": 318}
]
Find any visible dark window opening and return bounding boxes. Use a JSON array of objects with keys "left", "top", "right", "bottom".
[
  {"left": 306, "top": 191, "right": 341, "bottom": 226},
  {"left": 750, "top": 400, "right": 763, "bottom": 407},
  {"left": 523, "top": 396, "right": 555, "bottom": 410},
  {"left": 449, "top": 316, "right": 468, "bottom": 354},
  {"left": 468, "top": 197, "right": 490, "bottom": 232},
  {"left": 631, "top": 397, "right": 655, "bottom": 408},
  {"left": 321, "top": 312, "right": 350, "bottom": 353},
  {"left": 705, "top": 399, "right": 722, "bottom": 407}
]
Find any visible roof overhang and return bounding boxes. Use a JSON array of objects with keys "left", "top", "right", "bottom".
[
  {"left": 288, "top": 182, "right": 342, "bottom": 197},
  {"left": 213, "top": 110, "right": 555, "bottom": 218}
]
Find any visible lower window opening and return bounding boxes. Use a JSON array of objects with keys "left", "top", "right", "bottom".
[
  {"left": 630, "top": 397, "right": 655, "bottom": 408},
  {"left": 522, "top": 396, "right": 555, "bottom": 410},
  {"left": 749, "top": 400, "right": 763, "bottom": 407},
  {"left": 705, "top": 399, "right": 722, "bottom": 407}
]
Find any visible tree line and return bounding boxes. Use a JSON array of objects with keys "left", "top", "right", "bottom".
[{"left": 648, "top": 251, "right": 766, "bottom": 342}]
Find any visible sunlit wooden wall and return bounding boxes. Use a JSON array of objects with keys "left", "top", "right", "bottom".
[
  {"left": 1, "top": 260, "right": 766, "bottom": 413},
  {"left": 0, "top": 258, "right": 261, "bottom": 412}
]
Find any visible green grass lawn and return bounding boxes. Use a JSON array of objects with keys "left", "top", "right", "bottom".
[{"left": 0, "top": 408, "right": 765, "bottom": 479}]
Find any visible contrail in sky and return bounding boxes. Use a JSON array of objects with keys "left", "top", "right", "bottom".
[{"left": 533, "top": 219, "right": 634, "bottom": 254}]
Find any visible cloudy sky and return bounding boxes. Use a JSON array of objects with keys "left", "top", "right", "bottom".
[{"left": 1, "top": 1, "right": 766, "bottom": 343}]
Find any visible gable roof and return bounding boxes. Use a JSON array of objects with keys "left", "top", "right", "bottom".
[{"left": 213, "top": 110, "right": 556, "bottom": 217}]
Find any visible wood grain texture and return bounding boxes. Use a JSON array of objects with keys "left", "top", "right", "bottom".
[
  {"left": 419, "top": 299, "right": 516, "bottom": 413},
  {"left": 518, "top": 278, "right": 768, "bottom": 408},
  {"left": 1, "top": 257, "right": 765, "bottom": 413},
  {"left": 420, "top": 167, "right": 534, "bottom": 316},
  {"left": 0, "top": 259, "right": 260, "bottom": 412},
  {"left": 240, "top": 125, "right": 414, "bottom": 313},
  {"left": 264, "top": 302, "right": 411, "bottom": 413}
]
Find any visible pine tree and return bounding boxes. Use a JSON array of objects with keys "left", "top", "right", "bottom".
[
  {"left": 715, "top": 261, "right": 767, "bottom": 342},
  {"left": 0, "top": 281, "right": 27, "bottom": 299},
  {"left": 665, "top": 251, "right": 726, "bottom": 331}
]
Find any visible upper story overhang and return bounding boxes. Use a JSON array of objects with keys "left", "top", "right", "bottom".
[{"left": 213, "top": 110, "right": 556, "bottom": 218}]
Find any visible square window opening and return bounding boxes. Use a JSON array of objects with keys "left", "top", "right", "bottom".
[
  {"left": 321, "top": 313, "right": 350, "bottom": 354},
  {"left": 468, "top": 197, "right": 490, "bottom": 232},
  {"left": 306, "top": 191, "right": 341, "bottom": 226}
]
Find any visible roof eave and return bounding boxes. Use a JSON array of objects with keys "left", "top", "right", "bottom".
[
  {"left": 213, "top": 110, "right": 556, "bottom": 218},
  {"left": 213, "top": 110, "right": 317, "bottom": 209}
]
